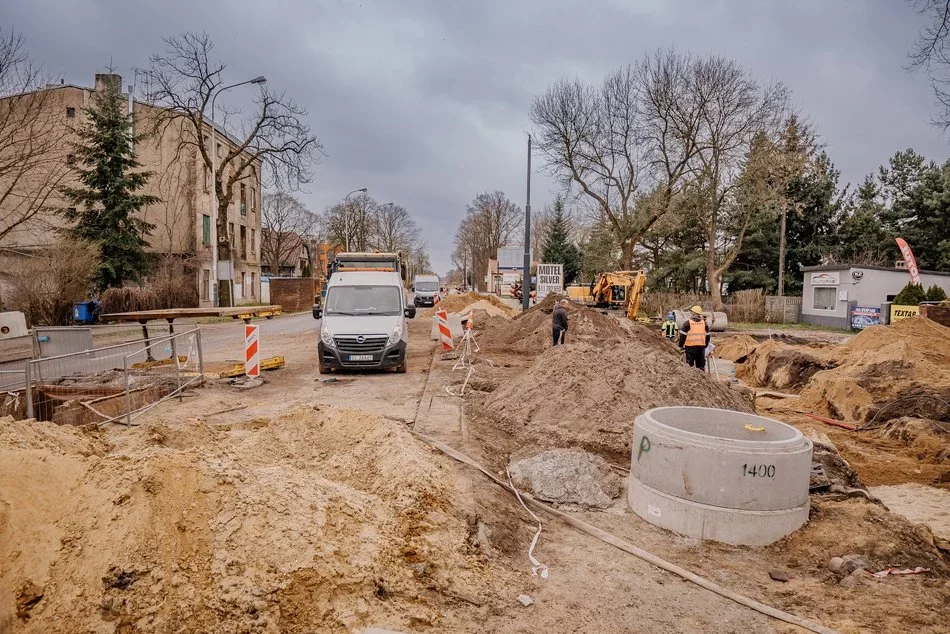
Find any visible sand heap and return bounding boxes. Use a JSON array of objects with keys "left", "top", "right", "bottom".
[
  {"left": 738, "top": 339, "right": 834, "bottom": 391},
  {"left": 0, "top": 408, "right": 511, "bottom": 633},
  {"left": 478, "top": 294, "right": 631, "bottom": 353},
  {"left": 797, "top": 317, "right": 950, "bottom": 423},
  {"left": 433, "top": 292, "right": 513, "bottom": 317},
  {"left": 483, "top": 340, "right": 754, "bottom": 461},
  {"left": 714, "top": 334, "right": 760, "bottom": 363}
]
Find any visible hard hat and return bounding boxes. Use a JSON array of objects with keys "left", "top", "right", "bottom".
[
  {"left": 667, "top": 312, "right": 675, "bottom": 320},
  {"left": 689, "top": 305, "right": 703, "bottom": 315}
]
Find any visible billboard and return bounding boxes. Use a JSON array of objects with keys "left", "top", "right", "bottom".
[
  {"left": 536, "top": 263, "right": 563, "bottom": 301},
  {"left": 850, "top": 306, "right": 880, "bottom": 330},
  {"left": 497, "top": 246, "right": 524, "bottom": 271}
]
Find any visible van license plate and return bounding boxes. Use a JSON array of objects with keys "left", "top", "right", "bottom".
[{"left": 348, "top": 354, "right": 373, "bottom": 361}]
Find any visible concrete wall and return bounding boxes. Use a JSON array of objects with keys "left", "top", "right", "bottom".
[{"left": 800, "top": 266, "right": 950, "bottom": 328}]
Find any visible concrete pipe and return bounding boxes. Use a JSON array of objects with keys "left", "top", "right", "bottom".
[
  {"left": 672, "top": 310, "right": 728, "bottom": 332},
  {"left": 628, "top": 406, "right": 813, "bottom": 546}
]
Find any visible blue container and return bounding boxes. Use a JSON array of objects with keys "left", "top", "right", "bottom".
[{"left": 72, "top": 300, "right": 100, "bottom": 325}]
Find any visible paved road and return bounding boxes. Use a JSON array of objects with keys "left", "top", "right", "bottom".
[{"left": 193, "top": 312, "right": 316, "bottom": 362}]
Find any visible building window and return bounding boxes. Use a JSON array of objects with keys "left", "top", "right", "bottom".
[
  {"left": 66, "top": 153, "right": 76, "bottom": 166},
  {"left": 240, "top": 226, "right": 247, "bottom": 260},
  {"left": 229, "top": 222, "right": 235, "bottom": 250},
  {"left": 240, "top": 183, "right": 247, "bottom": 216},
  {"left": 813, "top": 287, "right": 837, "bottom": 311},
  {"left": 216, "top": 143, "right": 223, "bottom": 158},
  {"left": 251, "top": 187, "right": 257, "bottom": 213},
  {"left": 250, "top": 272, "right": 256, "bottom": 298},
  {"left": 250, "top": 229, "right": 256, "bottom": 257},
  {"left": 241, "top": 272, "right": 247, "bottom": 295},
  {"left": 66, "top": 107, "right": 76, "bottom": 118},
  {"left": 202, "top": 214, "right": 211, "bottom": 246}
]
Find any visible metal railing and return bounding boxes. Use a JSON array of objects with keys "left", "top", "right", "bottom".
[{"left": 23, "top": 328, "right": 203, "bottom": 425}]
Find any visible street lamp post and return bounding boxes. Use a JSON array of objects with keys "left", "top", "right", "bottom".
[{"left": 209, "top": 75, "right": 266, "bottom": 307}]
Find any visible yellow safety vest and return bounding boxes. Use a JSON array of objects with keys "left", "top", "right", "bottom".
[{"left": 684, "top": 318, "right": 707, "bottom": 348}]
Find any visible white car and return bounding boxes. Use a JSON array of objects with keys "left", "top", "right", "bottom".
[{"left": 312, "top": 270, "right": 415, "bottom": 373}]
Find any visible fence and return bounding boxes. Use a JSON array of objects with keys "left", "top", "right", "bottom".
[
  {"left": 765, "top": 296, "right": 802, "bottom": 324},
  {"left": 0, "top": 327, "right": 204, "bottom": 426}
]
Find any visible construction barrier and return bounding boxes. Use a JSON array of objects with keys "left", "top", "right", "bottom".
[
  {"left": 245, "top": 324, "right": 260, "bottom": 377},
  {"left": 436, "top": 309, "right": 454, "bottom": 351}
]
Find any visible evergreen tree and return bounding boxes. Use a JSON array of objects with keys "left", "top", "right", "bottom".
[
  {"left": 580, "top": 213, "right": 617, "bottom": 283},
  {"left": 832, "top": 178, "right": 891, "bottom": 265},
  {"left": 61, "top": 76, "right": 157, "bottom": 292},
  {"left": 926, "top": 284, "right": 948, "bottom": 302},
  {"left": 541, "top": 197, "right": 581, "bottom": 284},
  {"left": 893, "top": 281, "right": 927, "bottom": 306}
]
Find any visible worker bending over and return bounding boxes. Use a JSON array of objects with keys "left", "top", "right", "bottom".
[
  {"left": 661, "top": 312, "right": 678, "bottom": 341},
  {"left": 678, "top": 305, "right": 710, "bottom": 370},
  {"left": 552, "top": 298, "right": 569, "bottom": 346}
]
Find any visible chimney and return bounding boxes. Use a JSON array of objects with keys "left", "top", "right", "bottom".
[{"left": 94, "top": 73, "right": 122, "bottom": 93}]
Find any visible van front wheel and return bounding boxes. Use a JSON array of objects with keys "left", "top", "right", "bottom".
[
  {"left": 395, "top": 361, "right": 407, "bottom": 374},
  {"left": 318, "top": 362, "right": 332, "bottom": 375}
]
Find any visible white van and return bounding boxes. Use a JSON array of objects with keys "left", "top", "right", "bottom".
[
  {"left": 412, "top": 274, "right": 441, "bottom": 307},
  {"left": 312, "top": 270, "right": 415, "bottom": 374}
]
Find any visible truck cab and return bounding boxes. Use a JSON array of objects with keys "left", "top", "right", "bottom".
[
  {"left": 412, "top": 274, "right": 441, "bottom": 307},
  {"left": 312, "top": 270, "right": 415, "bottom": 374}
]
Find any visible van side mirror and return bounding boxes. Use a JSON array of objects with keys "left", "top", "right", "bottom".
[
  {"left": 405, "top": 305, "right": 416, "bottom": 319},
  {"left": 312, "top": 304, "right": 322, "bottom": 320}
]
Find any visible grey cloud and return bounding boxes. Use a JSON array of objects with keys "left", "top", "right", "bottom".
[{"left": 6, "top": 0, "right": 948, "bottom": 272}]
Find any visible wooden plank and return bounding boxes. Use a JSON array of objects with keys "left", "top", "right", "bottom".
[
  {"left": 100, "top": 305, "right": 282, "bottom": 323},
  {"left": 0, "top": 335, "right": 34, "bottom": 363},
  {"left": 217, "top": 355, "right": 285, "bottom": 378}
]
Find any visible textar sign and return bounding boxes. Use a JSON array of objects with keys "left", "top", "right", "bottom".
[{"left": 536, "top": 263, "right": 563, "bottom": 301}]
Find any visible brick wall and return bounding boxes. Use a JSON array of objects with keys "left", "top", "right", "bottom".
[{"left": 269, "top": 277, "right": 315, "bottom": 313}]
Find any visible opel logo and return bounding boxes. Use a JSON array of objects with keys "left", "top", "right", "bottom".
[{"left": 356, "top": 336, "right": 365, "bottom": 343}]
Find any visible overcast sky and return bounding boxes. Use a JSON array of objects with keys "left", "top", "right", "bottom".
[{"left": 7, "top": 0, "right": 949, "bottom": 273}]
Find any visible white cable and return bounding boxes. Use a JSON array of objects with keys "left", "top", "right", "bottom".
[{"left": 506, "top": 465, "right": 550, "bottom": 579}]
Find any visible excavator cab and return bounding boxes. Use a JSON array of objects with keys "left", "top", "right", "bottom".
[{"left": 588, "top": 270, "right": 646, "bottom": 320}]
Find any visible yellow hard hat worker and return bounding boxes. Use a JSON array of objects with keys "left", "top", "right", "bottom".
[{"left": 689, "top": 305, "right": 703, "bottom": 315}]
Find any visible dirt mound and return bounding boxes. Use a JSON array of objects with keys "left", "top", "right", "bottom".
[
  {"left": 0, "top": 408, "right": 511, "bottom": 632},
  {"left": 435, "top": 292, "right": 511, "bottom": 315},
  {"left": 714, "top": 335, "right": 759, "bottom": 363},
  {"left": 738, "top": 339, "right": 833, "bottom": 391},
  {"left": 478, "top": 294, "right": 633, "bottom": 353},
  {"left": 878, "top": 417, "right": 950, "bottom": 463},
  {"left": 799, "top": 317, "right": 950, "bottom": 423},
  {"left": 483, "top": 341, "right": 754, "bottom": 462}
]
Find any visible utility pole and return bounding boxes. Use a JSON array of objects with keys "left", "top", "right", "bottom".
[
  {"left": 522, "top": 134, "right": 532, "bottom": 312},
  {"left": 778, "top": 202, "right": 787, "bottom": 298}
]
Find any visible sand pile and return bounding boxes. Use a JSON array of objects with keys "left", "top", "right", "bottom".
[
  {"left": 435, "top": 292, "right": 511, "bottom": 315},
  {"left": 478, "top": 294, "right": 632, "bottom": 353},
  {"left": 483, "top": 341, "right": 754, "bottom": 461},
  {"left": 0, "top": 408, "right": 510, "bottom": 632},
  {"left": 714, "top": 334, "right": 759, "bottom": 363},
  {"left": 798, "top": 317, "right": 950, "bottom": 423},
  {"left": 738, "top": 339, "right": 834, "bottom": 391}
]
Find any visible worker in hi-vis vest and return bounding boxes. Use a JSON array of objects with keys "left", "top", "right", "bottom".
[
  {"left": 678, "top": 305, "right": 710, "bottom": 370},
  {"left": 661, "top": 312, "right": 678, "bottom": 341}
]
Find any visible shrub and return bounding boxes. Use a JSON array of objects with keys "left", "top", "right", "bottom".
[
  {"left": 726, "top": 288, "right": 766, "bottom": 323},
  {"left": 639, "top": 291, "right": 707, "bottom": 320},
  {"left": 926, "top": 284, "right": 948, "bottom": 302},
  {"left": 2, "top": 241, "right": 99, "bottom": 325},
  {"left": 893, "top": 282, "right": 927, "bottom": 306},
  {"left": 100, "top": 287, "right": 159, "bottom": 314}
]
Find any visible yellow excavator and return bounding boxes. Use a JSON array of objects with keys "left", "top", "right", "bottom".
[{"left": 586, "top": 270, "right": 647, "bottom": 320}]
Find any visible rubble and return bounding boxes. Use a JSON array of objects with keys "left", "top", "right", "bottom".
[{"left": 507, "top": 448, "right": 622, "bottom": 510}]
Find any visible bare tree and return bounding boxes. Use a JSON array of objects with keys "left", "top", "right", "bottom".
[
  {"left": 452, "top": 191, "right": 521, "bottom": 291},
  {"left": 146, "top": 32, "right": 321, "bottom": 305},
  {"left": 0, "top": 30, "right": 71, "bottom": 246},
  {"left": 680, "top": 55, "right": 789, "bottom": 307},
  {"left": 261, "top": 190, "right": 315, "bottom": 275},
  {"left": 324, "top": 192, "right": 377, "bottom": 252},
  {"left": 530, "top": 53, "right": 705, "bottom": 268},
  {"left": 909, "top": 0, "right": 950, "bottom": 128},
  {"left": 373, "top": 203, "right": 421, "bottom": 253}
]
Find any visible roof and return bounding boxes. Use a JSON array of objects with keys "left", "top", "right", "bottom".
[
  {"left": 327, "top": 270, "right": 402, "bottom": 286},
  {"left": 801, "top": 263, "right": 950, "bottom": 277}
]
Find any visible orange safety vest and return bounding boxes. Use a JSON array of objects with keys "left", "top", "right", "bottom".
[{"left": 684, "top": 318, "right": 707, "bottom": 348}]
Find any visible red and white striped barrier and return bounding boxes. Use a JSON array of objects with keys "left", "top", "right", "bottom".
[
  {"left": 245, "top": 324, "right": 260, "bottom": 377},
  {"left": 436, "top": 309, "right": 454, "bottom": 351}
]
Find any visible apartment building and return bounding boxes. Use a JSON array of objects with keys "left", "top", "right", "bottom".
[{"left": 0, "top": 73, "right": 263, "bottom": 306}]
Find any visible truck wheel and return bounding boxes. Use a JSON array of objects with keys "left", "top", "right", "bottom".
[{"left": 395, "top": 361, "right": 407, "bottom": 374}]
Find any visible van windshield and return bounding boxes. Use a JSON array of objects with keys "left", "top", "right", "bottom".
[
  {"left": 324, "top": 285, "right": 402, "bottom": 316},
  {"left": 416, "top": 281, "right": 439, "bottom": 292}
]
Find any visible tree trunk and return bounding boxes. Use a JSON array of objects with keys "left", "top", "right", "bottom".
[
  {"left": 620, "top": 238, "right": 634, "bottom": 270},
  {"left": 706, "top": 246, "right": 723, "bottom": 310},
  {"left": 216, "top": 198, "right": 233, "bottom": 307},
  {"left": 777, "top": 204, "right": 787, "bottom": 298}
]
